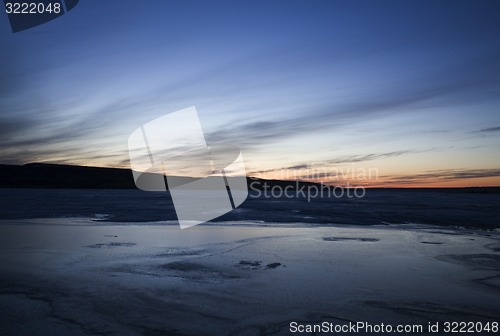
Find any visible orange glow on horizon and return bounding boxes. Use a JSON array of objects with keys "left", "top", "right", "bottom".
[{"left": 252, "top": 174, "right": 500, "bottom": 189}]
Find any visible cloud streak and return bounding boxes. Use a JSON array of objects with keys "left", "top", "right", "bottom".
[
  {"left": 248, "top": 150, "right": 423, "bottom": 177},
  {"left": 356, "top": 168, "right": 500, "bottom": 187},
  {"left": 207, "top": 51, "right": 500, "bottom": 149},
  {"left": 476, "top": 126, "right": 500, "bottom": 133}
]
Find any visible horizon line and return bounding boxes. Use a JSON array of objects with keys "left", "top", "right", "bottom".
[{"left": 1, "top": 162, "right": 500, "bottom": 189}]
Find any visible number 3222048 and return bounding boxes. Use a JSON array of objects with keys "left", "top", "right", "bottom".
[{"left": 5, "top": 2, "right": 62, "bottom": 14}]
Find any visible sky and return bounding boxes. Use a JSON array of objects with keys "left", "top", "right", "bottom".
[{"left": 1, "top": 0, "right": 500, "bottom": 187}]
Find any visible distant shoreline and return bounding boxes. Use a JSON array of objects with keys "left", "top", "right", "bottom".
[{"left": 1, "top": 163, "right": 499, "bottom": 192}]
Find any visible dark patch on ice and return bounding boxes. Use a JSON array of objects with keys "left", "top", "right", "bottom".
[
  {"left": 421, "top": 241, "right": 443, "bottom": 245},
  {"left": 437, "top": 254, "right": 500, "bottom": 271},
  {"left": 474, "top": 275, "right": 500, "bottom": 290},
  {"left": 85, "top": 242, "right": 136, "bottom": 248},
  {"left": 485, "top": 242, "right": 500, "bottom": 252},
  {"left": 103, "top": 234, "right": 118, "bottom": 237},
  {"left": 235, "top": 260, "right": 283, "bottom": 270},
  {"left": 161, "top": 261, "right": 241, "bottom": 280},
  {"left": 161, "top": 262, "right": 211, "bottom": 272},
  {"left": 266, "top": 262, "right": 282, "bottom": 269},
  {"left": 323, "top": 237, "right": 379, "bottom": 242},
  {"left": 238, "top": 260, "right": 261, "bottom": 267},
  {"left": 107, "top": 265, "right": 166, "bottom": 278}
]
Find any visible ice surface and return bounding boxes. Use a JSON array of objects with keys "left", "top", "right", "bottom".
[{"left": 0, "top": 221, "right": 499, "bottom": 335}]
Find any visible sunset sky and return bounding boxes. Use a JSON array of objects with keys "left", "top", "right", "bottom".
[{"left": 1, "top": 0, "right": 499, "bottom": 187}]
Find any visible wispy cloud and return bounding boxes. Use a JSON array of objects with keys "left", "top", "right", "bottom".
[
  {"left": 476, "top": 126, "right": 500, "bottom": 133},
  {"left": 373, "top": 168, "right": 500, "bottom": 186},
  {"left": 321, "top": 150, "right": 419, "bottom": 165},
  {"left": 207, "top": 51, "right": 500, "bottom": 149},
  {"left": 389, "top": 169, "right": 500, "bottom": 181},
  {"left": 249, "top": 150, "right": 423, "bottom": 177}
]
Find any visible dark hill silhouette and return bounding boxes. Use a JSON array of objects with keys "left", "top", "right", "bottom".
[
  {"left": 0, "top": 163, "right": 137, "bottom": 189},
  {"left": 0, "top": 163, "right": 331, "bottom": 191},
  {"left": 0, "top": 163, "right": 498, "bottom": 193}
]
